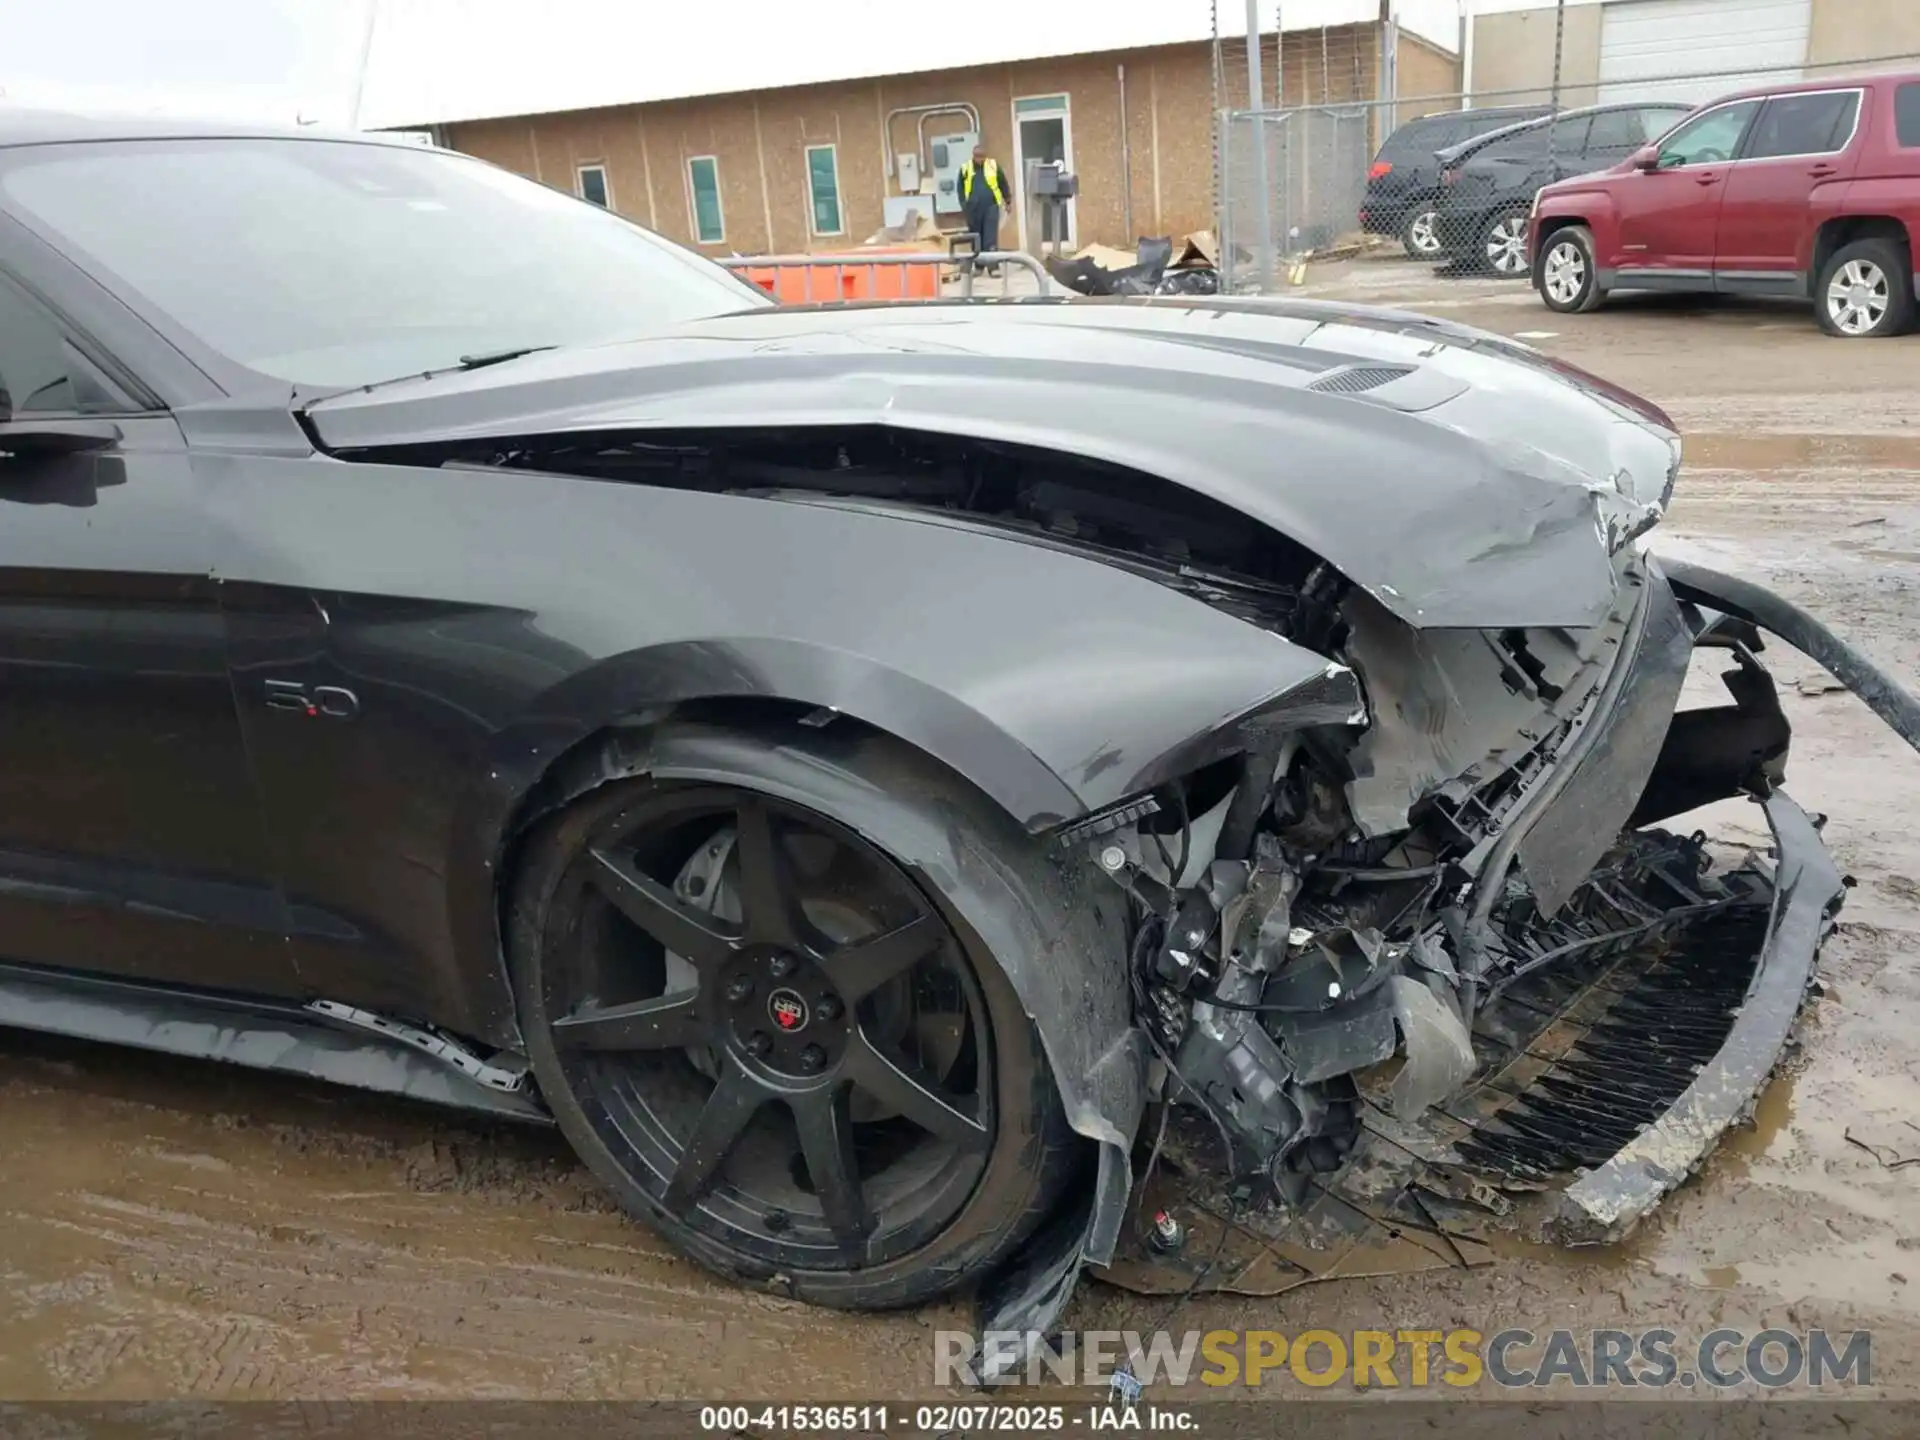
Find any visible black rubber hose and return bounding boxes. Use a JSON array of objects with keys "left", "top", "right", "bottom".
[
  {"left": 1662, "top": 557, "right": 1920, "bottom": 754},
  {"left": 1216, "top": 741, "right": 1284, "bottom": 862}
]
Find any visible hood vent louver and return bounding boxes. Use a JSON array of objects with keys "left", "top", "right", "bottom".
[{"left": 1308, "top": 363, "right": 1416, "bottom": 395}]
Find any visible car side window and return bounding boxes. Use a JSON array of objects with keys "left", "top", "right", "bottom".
[
  {"left": 0, "top": 273, "right": 127, "bottom": 418},
  {"left": 1656, "top": 100, "right": 1760, "bottom": 168},
  {"left": 1586, "top": 110, "right": 1646, "bottom": 152},
  {"left": 1744, "top": 91, "right": 1860, "bottom": 159},
  {"left": 1893, "top": 82, "right": 1920, "bottom": 147},
  {"left": 1388, "top": 120, "right": 1447, "bottom": 156},
  {"left": 1551, "top": 115, "right": 1592, "bottom": 153},
  {"left": 1642, "top": 108, "right": 1694, "bottom": 142},
  {"left": 1471, "top": 113, "right": 1533, "bottom": 137}
]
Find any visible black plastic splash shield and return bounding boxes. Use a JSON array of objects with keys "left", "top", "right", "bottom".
[{"left": 1550, "top": 790, "right": 1843, "bottom": 1242}]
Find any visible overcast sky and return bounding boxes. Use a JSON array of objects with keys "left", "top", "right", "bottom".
[
  {"left": 1, "top": 0, "right": 1458, "bottom": 130},
  {"left": 1, "top": 0, "right": 375, "bottom": 123}
]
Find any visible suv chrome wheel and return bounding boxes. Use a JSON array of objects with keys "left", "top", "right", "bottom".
[
  {"left": 1826, "top": 258, "right": 1890, "bottom": 336},
  {"left": 1543, "top": 239, "right": 1586, "bottom": 305}
]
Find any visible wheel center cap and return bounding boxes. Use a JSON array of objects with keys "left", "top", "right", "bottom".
[{"left": 768, "top": 988, "right": 810, "bottom": 1033}]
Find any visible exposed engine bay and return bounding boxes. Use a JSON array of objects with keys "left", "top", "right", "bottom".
[{"left": 1058, "top": 535, "right": 1789, "bottom": 1232}]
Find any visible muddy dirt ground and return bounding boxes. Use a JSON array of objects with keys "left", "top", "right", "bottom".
[{"left": 5, "top": 262, "right": 1920, "bottom": 1405}]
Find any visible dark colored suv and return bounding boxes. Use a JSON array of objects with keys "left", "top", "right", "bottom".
[
  {"left": 1360, "top": 105, "right": 1551, "bottom": 256},
  {"left": 1432, "top": 102, "right": 1697, "bottom": 274}
]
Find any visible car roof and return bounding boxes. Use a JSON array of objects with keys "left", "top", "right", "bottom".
[
  {"left": 1437, "top": 99, "right": 1695, "bottom": 157},
  {"left": 1461, "top": 103, "right": 1554, "bottom": 119},
  {"left": 1493, "top": 99, "right": 1690, "bottom": 133},
  {"left": 1401, "top": 104, "right": 1546, "bottom": 125},
  {"left": 0, "top": 108, "right": 417, "bottom": 150},
  {"left": 1703, "top": 68, "right": 1920, "bottom": 106}
]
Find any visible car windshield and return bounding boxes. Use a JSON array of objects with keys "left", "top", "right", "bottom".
[{"left": 0, "top": 137, "right": 774, "bottom": 389}]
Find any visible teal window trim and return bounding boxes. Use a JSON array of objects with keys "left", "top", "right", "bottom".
[
  {"left": 575, "top": 163, "right": 610, "bottom": 208},
  {"left": 805, "top": 143, "right": 843, "bottom": 237},
  {"left": 687, "top": 155, "right": 724, "bottom": 244}
]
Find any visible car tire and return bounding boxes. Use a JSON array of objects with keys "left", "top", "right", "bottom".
[
  {"left": 1815, "top": 238, "right": 1916, "bottom": 338},
  {"left": 1479, "top": 208, "right": 1532, "bottom": 278},
  {"left": 506, "top": 721, "right": 1088, "bottom": 1311},
  {"left": 1401, "top": 207, "right": 1443, "bottom": 259},
  {"left": 1536, "top": 225, "right": 1606, "bottom": 314}
]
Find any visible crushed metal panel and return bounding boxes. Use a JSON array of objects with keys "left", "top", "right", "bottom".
[
  {"left": 1386, "top": 975, "right": 1475, "bottom": 1120},
  {"left": 1515, "top": 568, "right": 1693, "bottom": 915},
  {"left": 301, "top": 296, "right": 1672, "bottom": 630},
  {"left": 1339, "top": 584, "right": 1622, "bottom": 836}
]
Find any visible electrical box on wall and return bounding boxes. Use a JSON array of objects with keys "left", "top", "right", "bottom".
[
  {"left": 896, "top": 152, "right": 921, "bottom": 192},
  {"left": 927, "top": 130, "right": 979, "bottom": 215}
]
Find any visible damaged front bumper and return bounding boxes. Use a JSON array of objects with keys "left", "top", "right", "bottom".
[{"left": 978, "top": 559, "right": 1911, "bottom": 1368}]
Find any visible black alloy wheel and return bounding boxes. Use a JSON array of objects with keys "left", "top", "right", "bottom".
[{"left": 508, "top": 725, "right": 1086, "bottom": 1309}]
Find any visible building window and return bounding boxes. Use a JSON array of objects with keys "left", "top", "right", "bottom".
[
  {"left": 687, "top": 155, "right": 725, "bottom": 244},
  {"left": 576, "top": 163, "right": 611, "bottom": 208},
  {"left": 805, "top": 143, "right": 843, "bottom": 236}
]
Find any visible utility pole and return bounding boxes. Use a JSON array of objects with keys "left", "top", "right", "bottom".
[{"left": 1246, "top": 0, "right": 1274, "bottom": 287}]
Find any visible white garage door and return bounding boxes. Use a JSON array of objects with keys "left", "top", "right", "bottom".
[{"left": 1597, "top": 0, "right": 1810, "bottom": 107}]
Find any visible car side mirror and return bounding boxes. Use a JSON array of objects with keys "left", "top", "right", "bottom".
[
  {"left": 1631, "top": 145, "right": 1661, "bottom": 172},
  {"left": 0, "top": 418, "right": 123, "bottom": 458}
]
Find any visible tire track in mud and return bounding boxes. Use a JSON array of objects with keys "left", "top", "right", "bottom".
[{"left": 0, "top": 1041, "right": 946, "bottom": 1399}]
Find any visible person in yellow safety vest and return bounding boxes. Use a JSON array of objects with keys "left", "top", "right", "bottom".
[{"left": 958, "top": 145, "right": 1009, "bottom": 264}]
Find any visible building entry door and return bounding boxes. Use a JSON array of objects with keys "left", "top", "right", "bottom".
[{"left": 1013, "top": 94, "right": 1075, "bottom": 251}]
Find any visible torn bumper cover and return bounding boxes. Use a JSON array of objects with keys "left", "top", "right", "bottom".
[
  {"left": 1071, "top": 558, "right": 1917, "bottom": 1332},
  {"left": 1530, "top": 555, "right": 1917, "bottom": 1237},
  {"left": 1551, "top": 789, "right": 1842, "bottom": 1244}
]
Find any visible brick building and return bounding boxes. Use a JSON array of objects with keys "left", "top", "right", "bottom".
[{"left": 364, "top": 0, "right": 1461, "bottom": 256}]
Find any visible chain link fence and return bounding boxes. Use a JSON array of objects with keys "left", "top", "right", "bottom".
[{"left": 1212, "top": 15, "right": 1920, "bottom": 294}]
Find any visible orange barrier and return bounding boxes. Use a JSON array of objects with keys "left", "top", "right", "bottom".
[{"left": 734, "top": 247, "right": 946, "bottom": 303}]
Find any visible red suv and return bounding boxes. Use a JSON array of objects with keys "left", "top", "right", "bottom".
[{"left": 1529, "top": 72, "right": 1920, "bottom": 337}]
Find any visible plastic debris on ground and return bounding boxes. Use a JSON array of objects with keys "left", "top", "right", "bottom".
[{"left": 1044, "top": 232, "right": 1221, "bottom": 298}]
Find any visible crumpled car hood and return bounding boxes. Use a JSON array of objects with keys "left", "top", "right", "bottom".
[{"left": 305, "top": 294, "right": 1681, "bottom": 630}]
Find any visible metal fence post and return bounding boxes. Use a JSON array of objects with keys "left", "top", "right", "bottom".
[
  {"left": 1245, "top": 0, "right": 1275, "bottom": 292},
  {"left": 1546, "top": 0, "right": 1566, "bottom": 175},
  {"left": 1219, "top": 111, "right": 1236, "bottom": 293}
]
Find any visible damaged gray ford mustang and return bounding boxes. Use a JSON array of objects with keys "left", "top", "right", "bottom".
[{"left": 4, "top": 116, "right": 1918, "bottom": 1351}]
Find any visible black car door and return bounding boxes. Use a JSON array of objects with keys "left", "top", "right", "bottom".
[{"left": 0, "top": 258, "right": 296, "bottom": 996}]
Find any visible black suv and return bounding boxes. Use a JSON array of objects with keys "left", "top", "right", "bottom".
[
  {"left": 1360, "top": 105, "right": 1550, "bottom": 256},
  {"left": 1431, "top": 101, "right": 1696, "bottom": 274}
]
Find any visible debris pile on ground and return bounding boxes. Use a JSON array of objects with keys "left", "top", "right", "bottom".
[
  {"left": 857, "top": 210, "right": 948, "bottom": 253},
  {"left": 1044, "top": 232, "right": 1222, "bottom": 297}
]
